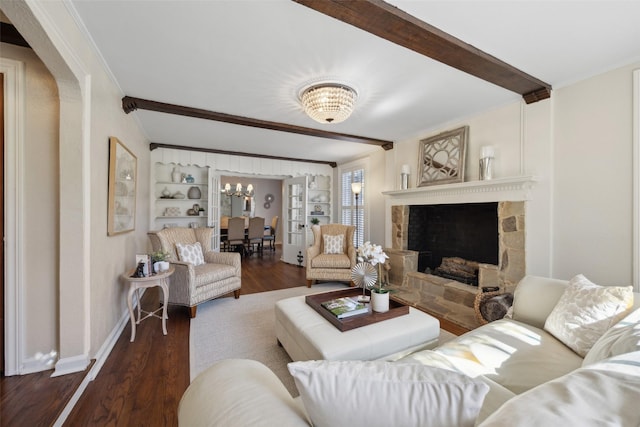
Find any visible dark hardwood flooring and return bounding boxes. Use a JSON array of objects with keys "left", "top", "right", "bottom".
[
  {"left": 1, "top": 245, "right": 460, "bottom": 426},
  {"left": 0, "top": 246, "right": 307, "bottom": 426}
]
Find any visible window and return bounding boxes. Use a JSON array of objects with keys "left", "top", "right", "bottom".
[{"left": 341, "top": 168, "right": 364, "bottom": 247}]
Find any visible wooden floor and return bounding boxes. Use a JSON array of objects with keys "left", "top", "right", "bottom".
[{"left": 0, "top": 246, "right": 307, "bottom": 426}]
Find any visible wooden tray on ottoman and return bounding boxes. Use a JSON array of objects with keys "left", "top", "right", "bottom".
[{"left": 305, "top": 288, "right": 409, "bottom": 332}]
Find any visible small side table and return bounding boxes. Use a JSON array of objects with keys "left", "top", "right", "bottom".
[{"left": 121, "top": 266, "right": 174, "bottom": 342}]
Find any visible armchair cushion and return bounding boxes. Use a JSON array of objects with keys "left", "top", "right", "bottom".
[
  {"left": 176, "top": 242, "right": 205, "bottom": 266},
  {"left": 322, "top": 234, "right": 343, "bottom": 254},
  {"left": 194, "top": 263, "right": 237, "bottom": 287},
  {"left": 310, "top": 254, "right": 351, "bottom": 269}
]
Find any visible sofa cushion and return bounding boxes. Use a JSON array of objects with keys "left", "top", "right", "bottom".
[
  {"left": 288, "top": 360, "right": 489, "bottom": 427},
  {"left": 583, "top": 307, "right": 640, "bottom": 366},
  {"left": 394, "top": 350, "right": 515, "bottom": 425},
  {"left": 411, "top": 319, "right": 583, "bottom": 394},
  {"left": 176, "top": 241, "right": 205, "bottom": 266},
  {"left": 310, "top": 253, "right": 351, "bottom": 269},
  {"left": 478, "top": 351, "right": 640, "bottom": 427},
  {"left": 544, "top": 274, "right": 634, "bottom": 357},
  {"left": 510, "top": 275, "right": 569, "bottom": 329},
  {"left": 322, "top": 234, "right": 344, "bottom": 254}
]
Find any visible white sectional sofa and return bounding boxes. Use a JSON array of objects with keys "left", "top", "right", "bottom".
[{"left": 178, "top": 275, "right": 640, "bottom": 427}]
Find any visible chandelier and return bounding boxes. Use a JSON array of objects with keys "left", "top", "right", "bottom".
[
  {"left": 222, "top": 183, "right": 254, "bottom": 197},
  {"left": 300, "top": 83, "right": 358, "bottom": 124}
]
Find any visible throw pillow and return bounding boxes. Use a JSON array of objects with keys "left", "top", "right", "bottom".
[
  {"left": 543, "top": 274, "right": 634, "bottom": 357},
  {"left": 175, "top": 242, "right": 205, "bottom": 266},
  {"left": 288, "top": 360, "right": 489, "bottom": 427},
  {"left": 323, "top": 234, "right": 344, "bottom": 255},
  {"left": 582, "top": 307, "right": 640, "bottom": 366}
]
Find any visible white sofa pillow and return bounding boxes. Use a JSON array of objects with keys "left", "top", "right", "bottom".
[
  {"left": 543, "top": 274, "right": 633, "bottom": 357},
  {"left": 583, "top": 307, "right": 640, "bottom": 366},
  {"left": 288, "top": 360, "right": 489, "bottom": 427},
  {"left": 175, "top": 241, "right": 205, "bottom": 266}
]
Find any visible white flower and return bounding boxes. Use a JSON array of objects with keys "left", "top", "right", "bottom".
[{"left": 356, "top": 241, "right": 389, "bottom": 266}]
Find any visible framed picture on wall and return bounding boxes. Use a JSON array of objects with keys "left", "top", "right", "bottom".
[
  {"left": 107, "top": 136, "right": 137, "bottom": 236},
  {"left": 417, "top": 126, "right": 468, "bottom": 187}
]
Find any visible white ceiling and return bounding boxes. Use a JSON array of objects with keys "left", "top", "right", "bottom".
[{"left": 68, "top": 0, "right": 640, "bottom": 165}]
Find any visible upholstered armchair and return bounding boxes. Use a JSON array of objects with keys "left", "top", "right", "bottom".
[
  {"left": 148, "top": 227, "right": 241, "bottom": 318},
  {"left": 306, "top": 224, "right": 356, "bottom": 287}
]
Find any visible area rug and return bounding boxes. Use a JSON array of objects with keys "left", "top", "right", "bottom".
[
  {"left": 190, "top": 283, "right": 456, "bottom": 397},
  {"left": 190, "top": 283, "right": 346, "bottom": 395}
]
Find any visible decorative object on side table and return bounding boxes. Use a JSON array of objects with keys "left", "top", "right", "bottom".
[
  {"left": 352, "top": 241, "right": 390, "bottom": 311},
  {"left": 151, "top": 249, "right": 171, "bottom": 273},
  {"left": 417, "top": 126, "right": 468, "bottom": 187},
  {"left": 310, "top": 217, "right": 320, "bottom": 226}
]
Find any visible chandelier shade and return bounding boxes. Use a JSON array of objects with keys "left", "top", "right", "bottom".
[
  {"left": 300, "top": 83, "right": 357, "bottom": 124},
  {"left": 222, "top": 183, "right": 254, "bottom": 197}
]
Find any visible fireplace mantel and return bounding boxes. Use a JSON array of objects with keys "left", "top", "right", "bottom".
[{"left": 382, "top": 175, "right": 539, "bottom": 204}]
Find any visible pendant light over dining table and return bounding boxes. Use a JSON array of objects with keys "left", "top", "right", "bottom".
[{"left": 300, "top": 82, "right": 358, "bottom": 124}]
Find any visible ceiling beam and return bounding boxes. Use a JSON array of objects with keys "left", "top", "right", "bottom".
[
  {"left": 0, "top": 22, "right": 30, "bottom": 48},
  {"left": 122, "top": 96, "right": 394, "bottom": 150},
  {"left": 150, "top": 142, "right": 338, "bottom": 168},
  {"left": 293, "top": 0, "right": 552, "bottom": 104}
]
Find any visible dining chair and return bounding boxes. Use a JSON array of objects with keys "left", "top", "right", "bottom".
[
  {"left": 263, "top": 216, "right": 279, "bottom": 251},
  {"left": 246, "top": 217, "right": 265, "bottom": 256},
  {"left": 227, "top": 217, "right": 246, "bottom": 256},
  {"left": 220, "top": 215, "right": 230, "bottom": 251}
]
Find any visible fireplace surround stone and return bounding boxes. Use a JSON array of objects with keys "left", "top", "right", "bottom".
[{"left": 387, "top": 200, "right": 526, "bottom": 330}]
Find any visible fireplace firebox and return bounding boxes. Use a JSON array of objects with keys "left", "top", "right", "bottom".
[{"left": 408, "top": 202, "right": 499, "bottom": 281}]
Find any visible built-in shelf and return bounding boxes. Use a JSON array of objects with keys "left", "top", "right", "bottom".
[{"left": 382, "top": 176, "right": 539, "bottom": 204}]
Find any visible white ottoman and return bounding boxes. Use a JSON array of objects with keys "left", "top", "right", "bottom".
[{"left": 275, "top": 294, "right": 440, "bottom": 362}]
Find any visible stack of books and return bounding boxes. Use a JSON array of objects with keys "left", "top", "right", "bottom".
[{"left": 321, "top": 297, "right": 369, "bottom": 319}]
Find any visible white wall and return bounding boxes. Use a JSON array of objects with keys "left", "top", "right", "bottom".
[
  {"left": 1, "top": 43, "right": 59, "bottom": 364},
  {"left": 356, "top": 62, "right": 640, "bottom": 287},
  {"left": 3, "top": 0, "right": 149, "bottom": 373},
  {"left": 552, "top": 62, "right": 639, "bottom": 285}
]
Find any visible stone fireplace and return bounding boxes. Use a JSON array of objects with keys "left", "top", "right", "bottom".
[
  {"left": 383, "top": 176, "right": 536, "bottom": 330},
  {"left": 392, "top": 201, "right": 525, "bottom": 290}
]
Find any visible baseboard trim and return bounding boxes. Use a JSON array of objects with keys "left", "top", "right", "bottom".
[
  {"left": 51, "top": 354, "right": 90, "bottom": 377},
  {"left": 52, "top": 289, "right": 143, "bottom": 426}
]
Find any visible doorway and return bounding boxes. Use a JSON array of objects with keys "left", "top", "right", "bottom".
[{"left": 219, "top": 175, "right": 284, "bottom": 249}]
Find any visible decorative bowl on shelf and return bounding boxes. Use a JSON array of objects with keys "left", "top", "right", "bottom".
[{"left": 173, "top": 191, "right": 186, "bottom": 199}]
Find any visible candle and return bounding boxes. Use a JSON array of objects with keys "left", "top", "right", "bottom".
[
  {"left": 401, "top": 164, "right": 410, "bottom": 175},
  {"left": 481, "top": 146, "right": 495, "bottom": 159}
]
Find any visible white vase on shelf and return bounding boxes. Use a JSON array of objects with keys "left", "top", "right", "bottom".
[{"left": 172, "top": 167, "right": 182, "bottom": 183}]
